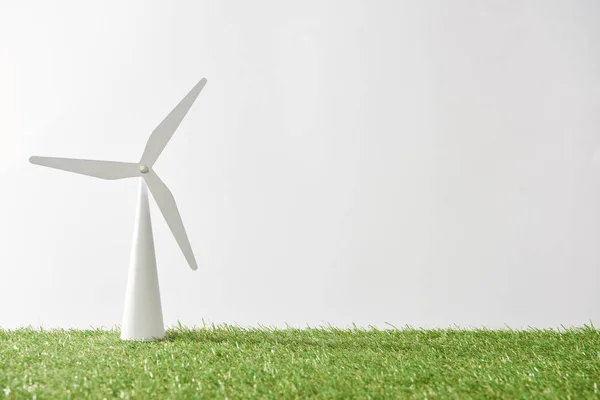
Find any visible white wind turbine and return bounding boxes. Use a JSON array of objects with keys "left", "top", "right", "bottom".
[{"left": 29, "top": 78, "right": 207, "bottom": 341}]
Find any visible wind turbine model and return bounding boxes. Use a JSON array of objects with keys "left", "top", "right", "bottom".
[{"left": 29, "top": 78, "right": 207, "bottom": 341}]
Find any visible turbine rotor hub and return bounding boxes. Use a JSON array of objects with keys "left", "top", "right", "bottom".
[{"left": 139, "top": 165, "right": 149, "bottom": 174}]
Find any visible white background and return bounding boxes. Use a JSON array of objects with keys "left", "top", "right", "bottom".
[{"left": 1, "top": 0, "right": 599, "bottom": 330}]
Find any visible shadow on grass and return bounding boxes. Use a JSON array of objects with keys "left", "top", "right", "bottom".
[
  {"left": 159, "top": 322, "right": 599, "bottom": 354},
  {"left": 162, "top": 327, "right": 410, "bottom": 352}
]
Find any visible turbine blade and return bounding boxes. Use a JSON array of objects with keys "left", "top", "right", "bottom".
[
  {"left": 140, "top": 78, "right": 207, "bottom": 166},
  {"left": 29, "top": 156, "right": 139, "bottom": 180},
  {"left": 143, "top": 171, "right": 198, "bottom": 270}
]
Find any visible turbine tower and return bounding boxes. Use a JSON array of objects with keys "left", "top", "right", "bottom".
[{"left": 29, "top": 78, "right": 207, "bottom": 341}]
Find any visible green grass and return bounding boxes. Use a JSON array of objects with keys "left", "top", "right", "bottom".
[{"left": 0, "top": 324, "right": 599, "bottom": 399}]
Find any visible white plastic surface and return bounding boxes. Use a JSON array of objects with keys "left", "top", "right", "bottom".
[
  {"left": 144, "top": 171, "right": 198, "bottom": 270},
  {"left": 29, "top": 156, "right": 139, "bottom": 180},
  {"left": 140, "top": 78, "right": 207, "bottom": 166},
  {"left": 121, "top": 179, "right": 165, "bottom": 341}
]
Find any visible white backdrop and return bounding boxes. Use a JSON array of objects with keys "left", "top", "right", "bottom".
[{"left": 1, "top": 0, "right": 599, "bottom": 330}]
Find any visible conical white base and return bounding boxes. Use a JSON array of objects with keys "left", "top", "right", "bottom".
[{"left": 121, "top": 179, "right": 165, "bottom": 341}]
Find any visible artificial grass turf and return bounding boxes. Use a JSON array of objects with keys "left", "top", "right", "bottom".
[{"left": 0, "top": 324, "right": 599, "bottom": 399}]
